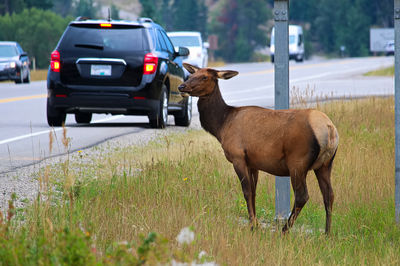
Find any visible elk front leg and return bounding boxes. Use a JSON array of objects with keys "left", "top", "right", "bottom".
[
  {"left": 233, "top": 161, "right": 256, "bottom": 228},
  {"left": 250, "top": 168, "right": 259, "bottom": 227}
]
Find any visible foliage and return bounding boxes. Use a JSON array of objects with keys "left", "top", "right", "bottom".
[
  {"left": 74, "top": 0, "right": 98, "bottom": 18},
  {"left": 209, "top": 0, "right": 271, "bottom": 62},
  {"left": 139, "top": 0, "right": 208, "bottom": 37},
  {"left": 0, "top": 0, "right": 53, "bottom": 15},
  {"left": 0, "top": 8, "right": 72, "bottom": 69}
]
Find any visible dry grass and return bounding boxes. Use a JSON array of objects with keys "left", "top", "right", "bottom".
[{"left": 30, "top": 69, "right": 48, "bottom": 81}]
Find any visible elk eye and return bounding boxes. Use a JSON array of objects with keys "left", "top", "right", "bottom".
[{"left": 202, "top": 76, "right": 207, "bottom": 80}]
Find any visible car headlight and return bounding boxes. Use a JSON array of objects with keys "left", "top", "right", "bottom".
[{"left": 9, "top": 62, "right": 16, "bottom": 68}]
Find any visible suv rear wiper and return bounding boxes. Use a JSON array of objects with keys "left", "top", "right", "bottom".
[{"left": 74, "top": 43, "right": 104, "bottom": 50}]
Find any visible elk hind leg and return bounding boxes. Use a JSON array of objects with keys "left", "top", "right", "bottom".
[
  {"left": 314, "top": 164, "right": 334, "bottom": 234},
  {"left": 282, "top": 172, "right": 309, "bottom": 233}
]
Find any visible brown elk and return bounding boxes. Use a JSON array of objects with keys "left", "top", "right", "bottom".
[{"left": 178, "top": 63, "right": 339, "bottom": 234}]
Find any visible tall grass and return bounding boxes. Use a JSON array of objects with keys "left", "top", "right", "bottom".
[{"left": 1, "top": 97, "right": 400, "bottom": 265}]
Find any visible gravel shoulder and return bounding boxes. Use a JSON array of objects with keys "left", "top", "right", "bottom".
[{"left": 0, "top": 115, "right": 202, "bottom": 212}]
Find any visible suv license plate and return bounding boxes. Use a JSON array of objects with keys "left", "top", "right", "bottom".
[{"left": 91, "top": 64, "right": 111, "bottom": 76}]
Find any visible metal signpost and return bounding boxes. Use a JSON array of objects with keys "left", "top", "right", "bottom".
[
  {"left": 395, "top": 0, "right": 400, "bottom": 224},
  {"left": 274, "top": 0, "right": 291, "bottom": 220}
]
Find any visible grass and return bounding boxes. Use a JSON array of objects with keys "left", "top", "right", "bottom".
[
  {"left": 1, "top": 97, "right": 400, "bottom": 265},
  {"left": 364, "top": 65, "right": 394, "bottom": 76},
  {"left": 30, "top": 69, "right": 48, "bottom": 81}
]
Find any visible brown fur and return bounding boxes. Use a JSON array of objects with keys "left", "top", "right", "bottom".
[{"left": 179, "top": 63, "right": 339, "bottom": 234}]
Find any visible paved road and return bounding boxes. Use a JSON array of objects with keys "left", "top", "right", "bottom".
[{"left": 0, "top": 56, "right": 394, "bottom": 173}]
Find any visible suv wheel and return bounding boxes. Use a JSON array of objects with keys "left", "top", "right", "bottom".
[
  {"left": 23, "top": 69, "right": 30, "bottom": 83},
  {"left": 47, "top": 99, "right": 66, "bottom": 127},
  {"left": 75, "top": 112, "right": 92, "bottom": 124},
  {"left": 14, "top": 70, "right": 23, "bottom": 84},
  {"left": 295, "top": 54, "right": 304, "bottom": 62},
  {"left": 149, "top": 85, "right": 168, "bottom": 129},
  {"left": 174, "top": 96, "right": 192, "bottom": 127}
]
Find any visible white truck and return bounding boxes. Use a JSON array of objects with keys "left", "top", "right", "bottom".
[{"left": 270, "top": 25, "right": 304, "bottom": 63}]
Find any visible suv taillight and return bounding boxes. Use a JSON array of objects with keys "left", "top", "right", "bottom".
[
  {"left": 143, "top": 53, "right": 158, "bottom": 75},
  {"left": 50, "top": 50, "right": 60, "bottom": 72}
]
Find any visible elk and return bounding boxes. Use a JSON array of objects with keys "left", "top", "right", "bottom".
[{"left": 178, "top": 63, "right": 339, "bottom": 234}]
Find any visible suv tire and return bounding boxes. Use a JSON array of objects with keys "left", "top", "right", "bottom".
[
  {"left": 174, "top": 96, "right": 192, "bottom": 127},
  {"left": 15, "top": 70, "right": 23, "bottom": 84},
  {"left": 75, "top": 112, "right": 92, "bottom": 124},
  {"left": 47, "top": 99, "right": 66, "bottom": 127},
  {"left": 23, "top": 70, "right": 30, "bottom": 83},
  {"left": 149, "top": 85, "right": 168, "bottom": 129}
]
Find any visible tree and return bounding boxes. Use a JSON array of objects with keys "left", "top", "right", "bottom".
[
  {"left": 138, "top": 0, "right": 208, "bottom": 37},
  {"left": 24, "top": 0, "right": 53, "bottom": 10},
  {"left": 210, "top": 0, "right": 271, "bottom": 62},
  {"left": 0, "top": 0, "right": 25, "bottom": 15},
  {"left": 74, "top": 0, "right": 98, "bottom": 18},
  {"left": 53, "top": 0, "right": 74, "bottom": 17},
  {"left": 0, "top": 8, "right": 72, "bottom": 68},
  {"left": 110, "top": 4, "right": 120, "bottom": 20}
]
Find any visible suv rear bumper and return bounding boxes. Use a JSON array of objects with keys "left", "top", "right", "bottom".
[
  {"left": 47, "top": 79, "right": 162, "bottom": 116},
  {"left": 48, "top": 94, "right": 159, "bottom": 116}
]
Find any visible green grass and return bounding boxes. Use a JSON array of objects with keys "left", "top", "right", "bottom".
[
  {"left": 1, "top": 97, "right": 400, "bottom": 265},
  {"left": 364, "top": 65, "right": 394, "bottom": 76}
]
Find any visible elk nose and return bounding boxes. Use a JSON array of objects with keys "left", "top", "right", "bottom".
[{"left": 178, "top": 84, "right": 186, "bottom": 92}]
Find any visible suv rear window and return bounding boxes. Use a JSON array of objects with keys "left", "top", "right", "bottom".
[{"left": 59, "top": 24, "right": 149, "bottom": 52}]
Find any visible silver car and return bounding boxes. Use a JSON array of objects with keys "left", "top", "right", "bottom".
[{"left": 0, "top": 41, "right": 30, "bottom": 84}]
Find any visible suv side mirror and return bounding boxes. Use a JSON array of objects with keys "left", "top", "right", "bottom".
[
  {"left": 203, "top": 42, "right": 209, "bottom": 49},
  {"left": 176, "top": 47, "right": 189, "bottom": 57},
  {"left": 20, "top": 52, "right": 28, "bottom": 57}
]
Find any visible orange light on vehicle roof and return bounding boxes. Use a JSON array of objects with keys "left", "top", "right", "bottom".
[{"left": 100, "top": 23, "right": 112, "bottom": 27}]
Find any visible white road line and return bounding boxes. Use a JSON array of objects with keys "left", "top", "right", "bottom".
[
  {"left": 0, "top": 115, "right": 124, "bottom": 145},
  {"left": 223, "top": 64, "right": 390, "bottom": 97}
]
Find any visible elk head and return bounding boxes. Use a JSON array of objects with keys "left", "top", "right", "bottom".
[{"left": 178, "top": 63, "right": 238, "bottom": 97}]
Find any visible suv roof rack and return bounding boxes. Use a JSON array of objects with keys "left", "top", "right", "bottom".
[{"left": 138, "top": 17, "right": 153, "bottom": 23}]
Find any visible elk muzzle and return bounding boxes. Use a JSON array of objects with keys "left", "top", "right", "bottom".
[{"left": 178, "top": 83, "right": 191, "bottom": 97}]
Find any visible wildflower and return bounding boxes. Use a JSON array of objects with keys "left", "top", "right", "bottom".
[
  {"left": 198, "top": 251, "right": 207, "bottom": 259},
  {"left": 183, "top": 177, "right": 188, "bottom": 181},
  {"left": 176, "top": 227, "right": 195, "bottom": 245}
]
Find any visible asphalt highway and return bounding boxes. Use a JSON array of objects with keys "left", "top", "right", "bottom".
[{"left": 0, "top": 56, "right": 394, "bottom": 173}]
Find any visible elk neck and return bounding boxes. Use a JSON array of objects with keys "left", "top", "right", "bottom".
[{"left": 197, "top": 82, "right": 234, "bottom": 141}]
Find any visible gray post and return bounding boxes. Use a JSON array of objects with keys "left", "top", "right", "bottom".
[
  {"left": 274, "top": 0, "right": 291, "bottom": 220},
  {"left": 395, "top": 0, "right": 400, "bottom": 224}
]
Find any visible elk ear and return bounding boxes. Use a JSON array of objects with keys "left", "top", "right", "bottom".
[
  {"left": 183, "top": 63, "right": 200, "bottom": 74},
  {"left": 217, "top": 70, "right": 239, "bottom": 80}
]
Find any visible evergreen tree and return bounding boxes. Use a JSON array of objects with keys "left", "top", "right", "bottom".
[
  {"left": 25, "top": 0, "right": 53, "bottom": 10},
  {"left": 0, "top": 8, "right": 72, "bottom": 68},
  {"left": 111, "top": 4, "right": 120, "bottom": 20},
  {"left": 210, "top": 0, "right": 270, "bottom": 62},
  {"left": 53, "top": 0, "right": 74, "bottom": 17},
  {"left": 75, "top": 0, "right": 98, "bottom": 18}
]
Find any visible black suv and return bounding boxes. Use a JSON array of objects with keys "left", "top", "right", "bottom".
[
  {"left": 47, "top": 18, "right": 191, "bottom": 128},
  {"left": 0, "top": 41, "right": 30, "bottom": 84}
]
